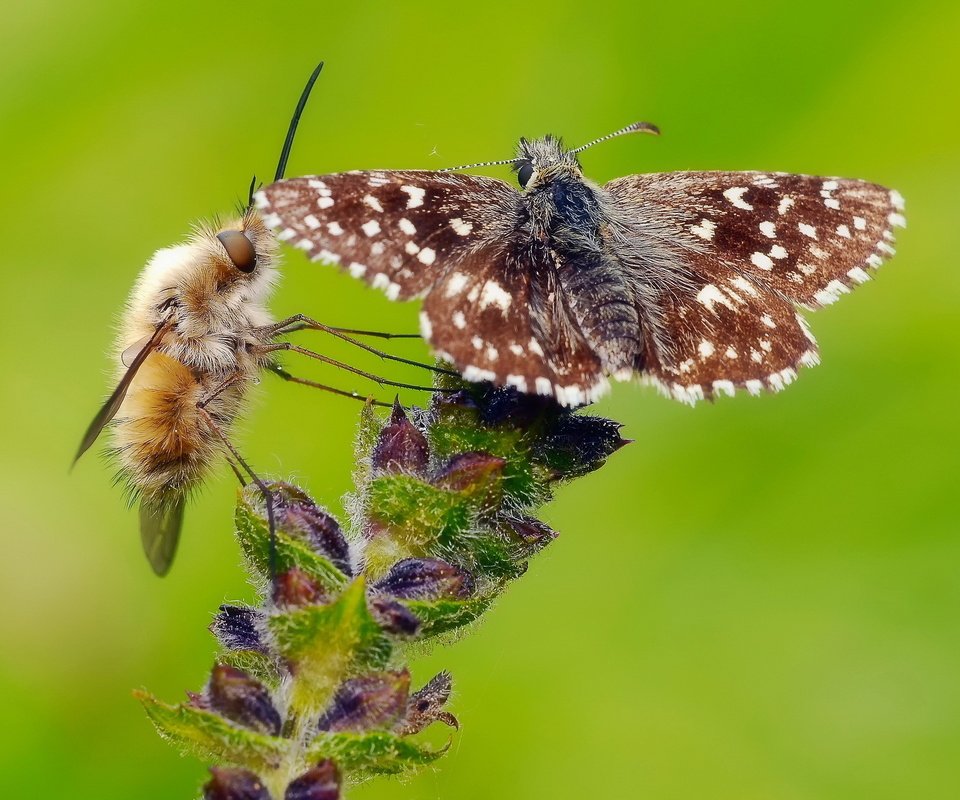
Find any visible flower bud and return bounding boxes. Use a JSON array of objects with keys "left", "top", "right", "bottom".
[
  {"left": 368, "top": 595, "right": 421, "bottom": 636},
  {"left": 538, "top": 415, "right": 629, "bottom": 478},
  {"left": 371, "top": 401, "right": 430, "bottom": 474},
  {"left": 396, "top": 671, "right": 458, "bottom": 735},
  {"left": 211, "top": 605, "right": 267, "bottom": 653},
  {"left": 271, "top": 484, "right": 352, "bottom": 576},
  {"left": 317, "top": 671, "right": 410, "bottom": 733},
  {"left": 373, "top": 558, "right": 474, "bottom": 600},
  {"left": 272, "top": 567, "right": 328, "bottom": 608},
  {"left": 203, "top": 768, "right": 271, "bottom": 800},
  {"left": 502, "top": 515, "right": 558, "bottom": 556},
  {"left": 207, "top": 664, "right": 282, "bottom": 736},
  {"left": 285, "top": 760, "right": 340, "bottom": 800},
  {"left": 432, "top": 452, "right": 505, "bottom": 494}
]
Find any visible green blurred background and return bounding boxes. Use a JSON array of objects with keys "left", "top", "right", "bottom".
[{"left": 2, "top": 0, "right": 958, "bottom": 797}]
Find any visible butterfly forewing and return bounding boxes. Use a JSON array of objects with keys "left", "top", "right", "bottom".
[
  {"left": 606, "top": 171, "right": 905, "bottom": 309},
  {"left": 255, "top": 171, "right": 520, "bottom": 300}
]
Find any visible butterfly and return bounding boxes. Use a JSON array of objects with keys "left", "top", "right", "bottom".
[{"left": 254, "top": 122, "right": 905, "bottom": 406}]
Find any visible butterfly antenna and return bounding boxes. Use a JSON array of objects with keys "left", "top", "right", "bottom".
[
  {"left": 274, "top": 61, "right": 325, "bottom": 182},
  {"left": 569, "top": 121, "right": 660, "bottom": 155},
  {"left": 440, "top": 156, "right": 522, "bottom": 173}
]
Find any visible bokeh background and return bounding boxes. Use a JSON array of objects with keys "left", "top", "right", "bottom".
[{"left": 2, "top": 1, "right": 958, "bottom": 797}]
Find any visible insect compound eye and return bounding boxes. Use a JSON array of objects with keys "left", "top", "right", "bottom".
[
  {"left": 516, "top": 161, "right": 535, "bottom": 188},
  {"left": 216, "top": 230, "right": 257, "bottom": 273}
]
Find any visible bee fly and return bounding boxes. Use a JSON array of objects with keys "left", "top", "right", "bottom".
[{"left": 75, "top": 63, "right": 446, "bottom": 575}]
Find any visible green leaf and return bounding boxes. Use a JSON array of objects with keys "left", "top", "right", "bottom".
[
  {"left": 136, "top": 692, "right": 286, "bottom": 771},
  {"left": 235, "top": 490, "right": 349, "bottom": 592},
  {"left": 404, "top": 596, "right": 494, "bottom": 638},
  {"left": 268, "top": 578, "right": 391, "bottom": 715},
  {"left": 306, "top": 730, "right": 449, "bottom": 778}
]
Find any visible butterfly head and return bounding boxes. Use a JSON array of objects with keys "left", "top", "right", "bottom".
[{"left": 512, "top": 135, "right": 582, "bottom": 190}]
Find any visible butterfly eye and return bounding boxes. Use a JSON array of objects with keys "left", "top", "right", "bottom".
[
  {"left": 517, "top": 161, "right": 534, "bottom": 188},
  {"left": 217, "top": 230, "right": 257, "bottom": 273}
]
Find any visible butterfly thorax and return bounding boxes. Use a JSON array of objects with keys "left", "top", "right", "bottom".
[{"left": 519, "top": 137, "right": 605, "bottom": 254}]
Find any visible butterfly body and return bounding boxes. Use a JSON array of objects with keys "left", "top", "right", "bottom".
[{"left": 256, "top": 127, "right": 905, "bottom": 407}]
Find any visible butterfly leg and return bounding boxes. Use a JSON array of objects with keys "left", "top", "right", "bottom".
[
  {"left": 265, "top": 362, "right": 393, "bottom": 407},
  {"left": 258, "top": 341, "right": 456, "bottom": 394},
  {"left": 263, "top": 314, "right": 457, "bottom": 377}
]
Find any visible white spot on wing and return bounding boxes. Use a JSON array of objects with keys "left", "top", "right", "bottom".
[
  {"left": 698, "top": 340, "right": 715, "bottom": 358},
  {"left": 478, "top": 281, "right": 512, "bottom": 312},
  {"left": 449, "top": 217, "right": 473, "bottom": 236},
  {"left": 798, "top": 223, "right": 818, "bottom": 239},
  {"left": 777, "top": 196, "right": 794, "bottom": 215},
  {"left": 723, "top": 187, "right": 753, "bottom": 210},
  {"left": 696, "top": 284, "right": 735, "bottom": 313},
  {"left": 759, "top": 221, "right": 776, "bottom": 238},
  {"left": 417, "top": 247, "right": 436, "bottom": 265},
  {"left": 398, "top": 218, "right": 416, "bottom": 235},
  {"left": 401, "top": 184, "right": 426, "bottom": 208},
  {"left": 419, "top": 311, "right": 432, "bottom": 340},
  {"left": 445, "top": 272, "right": 469, "bottom": 297},
  {"left": 452, "top": 311, "right": 467, "bottom": 329},
  {"left": 363, "top": 194, "right": 384, "bottom": 213},
  {"left": 361, "top": 220, "right": 381, "bottom": 237},
  {"left": 691, "top": 219, "right": 716, "bottom": 240},
  {"left": 751, "top": 252, "right": 774, "bottom": 270}
]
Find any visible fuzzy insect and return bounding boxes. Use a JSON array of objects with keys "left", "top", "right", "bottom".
[
  {"left": 257, "top": 122, "right": 906, "bottom": 407},
  {"left": 75, "top": 64, "right": 440, "bottom": 575}
]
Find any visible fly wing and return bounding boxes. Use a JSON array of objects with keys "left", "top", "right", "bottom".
[
  {"left": 139, "top": 494, "right": 186, "bottom": 576},
  {"left": 73, "top": 321, "right": 168, "bottom": 465}
]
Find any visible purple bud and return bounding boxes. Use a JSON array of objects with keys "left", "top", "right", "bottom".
[
  {"left": 211, "top": 605, "right": 267, "bottom": 654},
  {"left": 203, "top": 768, "right": 271, "bottom": 800},
  {"left": 373, "top": 558, "right": 474, "bottom": 600},
  {"left": 317, "top": 670, "right": 410, "bottom": 733},
  {"left": 207, "top": 664, "right": 282, "bottom": 736},
  {"left": 538, "top": 415, "right": 629, "bottom": 478},
  {"left": 369, "top": 595, "right": 421, "bottom": 636},
  {"left": 270, "top": 484, "right": 352, "bottom": 576},
  {"left": 285, "top": 760, "right": 340, "bottom": 800},
  {"left": 272, "top": 568, "right": 328, "bottom": 608},
  {"left": 502, "top": 515, "right": 558, "bottom": 556},
  {"left": 371, "top": 400, "right": 430, "bottom": 474},
  {"left": 432, "top": 452, "right": 505, "bottom": 493},
  {"left": 396, "top": 671, "right": 458, "bottom": 735},
  {"left": 477, "top": 385, "right": 555, "bottom": 426}
]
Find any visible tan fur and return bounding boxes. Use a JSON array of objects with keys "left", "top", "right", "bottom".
[{"left": 110, "top": 208, "right": 279, "bottom": 507}]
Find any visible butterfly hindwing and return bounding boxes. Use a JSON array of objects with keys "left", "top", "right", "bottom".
[
  {"left": 421, "top": 241, "right": 607, "bottom": 405},
  {"left": 256, "top": 171, "right": 520, "bottom": 300}
]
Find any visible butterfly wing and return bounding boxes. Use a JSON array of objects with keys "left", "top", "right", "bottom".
[
  {"left": 604, "top": 171, "right": 905, "bottom": 402},
  {"left": 255, "top": 171, "right": 521, "bottom": 300},
  {"left": 422, "top": 240, "right": 608, "bottom": 405},
  {"left": 258, "top": 172, "right": 610, "bottom": 404}
]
